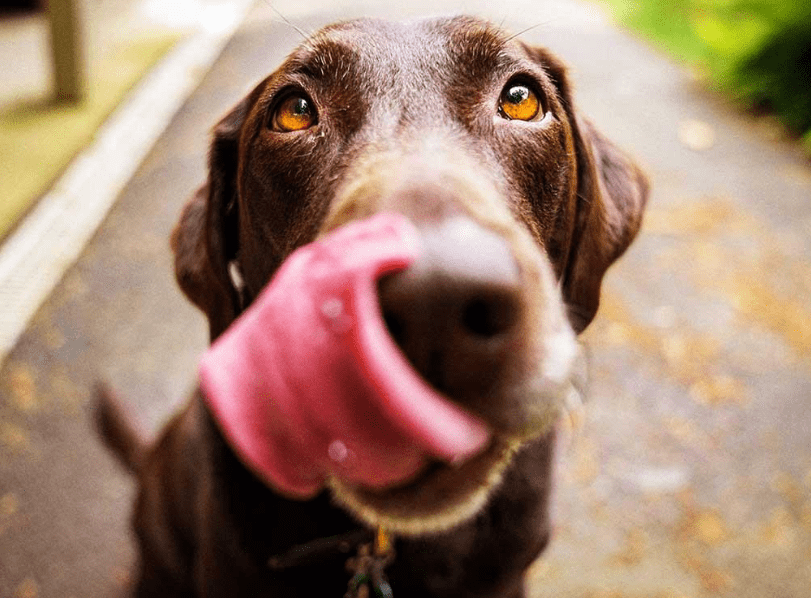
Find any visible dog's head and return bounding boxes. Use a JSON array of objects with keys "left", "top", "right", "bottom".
[{"left": 172, "top": 16, "right": 647, "bottom": 534}]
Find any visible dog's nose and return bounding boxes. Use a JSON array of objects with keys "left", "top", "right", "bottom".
[{"left": 378, "top": 217, "right": 524, "bottom": 401}]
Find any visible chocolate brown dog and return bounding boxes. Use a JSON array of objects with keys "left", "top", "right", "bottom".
[{"left": 98, "top": 16, "right": 647, "bottom": 598}]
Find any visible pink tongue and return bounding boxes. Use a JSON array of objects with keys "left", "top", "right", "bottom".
[{"left": 199, "top": 213, "right": 490, "bottom": 498}]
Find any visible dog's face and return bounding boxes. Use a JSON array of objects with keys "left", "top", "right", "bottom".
[{"left": 173, "top": 16, "right": 647, "bottom": 533}]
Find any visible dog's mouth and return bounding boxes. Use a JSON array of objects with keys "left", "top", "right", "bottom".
[
  {"left": 326, "top": 352, "right": 572, "bottom": 538},
  {"left": 202, "top": 211, "right": 574, "bottom": 533},
  {"left": 329, "top": 434, "right": 521, "bottom": 537}
]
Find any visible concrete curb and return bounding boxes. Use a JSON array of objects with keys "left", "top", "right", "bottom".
[{"left": 0, "top": 0, "right": 256, "bottom": 365}]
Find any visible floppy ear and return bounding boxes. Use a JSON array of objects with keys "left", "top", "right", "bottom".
[
  {"left": 564, "top": 118, "right": 649, "bottom": 333},
  {"left": 171, "top": 97, "right": 250, "bottom": 341},
  {"left": 526, "top": 46, "right": 649, "bottom": 333}
]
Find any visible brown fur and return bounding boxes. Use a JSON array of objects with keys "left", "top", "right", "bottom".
[{"left": 99, "top": 16, "right": 648, "bottom": 597}]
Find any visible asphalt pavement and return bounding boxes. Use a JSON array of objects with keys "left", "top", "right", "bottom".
[{"left": 1, "top": 1, "right": 810, "bottom": 596}]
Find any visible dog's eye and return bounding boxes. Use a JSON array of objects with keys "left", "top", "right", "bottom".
[
  {"left": 498, "top": 84, "right": 541, "bottom": 121},
  {"left": 272, "top": 94, "right": 317, "bottom": 132}
]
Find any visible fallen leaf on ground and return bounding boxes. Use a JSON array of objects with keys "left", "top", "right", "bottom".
[{"left": 679, "top": 119, "right": 716, "bottom": 151}]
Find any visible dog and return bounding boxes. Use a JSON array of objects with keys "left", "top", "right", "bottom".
[{"left": 97, "top": 15, "right": 648, "bottom": 598}]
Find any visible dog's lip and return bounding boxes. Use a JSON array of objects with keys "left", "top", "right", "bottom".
[
  {"left": 328, "top": 434, "right": 520, "bottom": 536},
  {"left": 367, "top": 447, "right": 486, "bottom": 494},
  {"left": 360, "top": 457, "right": 450, "bottom": 495}
]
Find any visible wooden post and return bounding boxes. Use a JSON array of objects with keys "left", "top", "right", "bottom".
[{"left": 47, "top": 0, "right": 85, "bottom": 103}]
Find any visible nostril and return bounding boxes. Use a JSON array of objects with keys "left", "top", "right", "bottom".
[
  {"left": 375, "top": 217, "right": 524, "bottom": 399},
  {"left": 382, "top": 308, "right": 406, "bottom": 346},
  {"left": 461, "top": 292, "right": 519, "bottom": 339}
]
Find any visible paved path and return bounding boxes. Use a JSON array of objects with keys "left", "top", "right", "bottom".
[{"left": 1, "top": 1, "right": 810, "bottom": 596}]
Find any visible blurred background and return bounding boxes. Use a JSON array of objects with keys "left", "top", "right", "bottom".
[
  {"left": 0, "top": 0, "right": 809, "bottom": 597},
  {"left": 0, "top": 0, "right": 221, "bottom": 241}
]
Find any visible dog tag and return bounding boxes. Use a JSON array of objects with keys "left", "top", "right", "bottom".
[{"left": 345, "top": 528, "right": 394, "bottom": 598}]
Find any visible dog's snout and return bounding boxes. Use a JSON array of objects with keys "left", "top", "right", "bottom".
[
  {"left": 460, "top": 291, "right": 519, "bottom": 339},
  {"left": 383, "top": 277, "right": 520, "bottom": 348},
  {"left": 378, "top": 217, "right": 523, "bottom": 399}
]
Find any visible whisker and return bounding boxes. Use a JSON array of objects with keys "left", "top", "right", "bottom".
[
  {"left": 503, "top": 21, "right": 552, "bottom": 43},
  {"left": 262, "top": 0, "right": 310, "bottom": 41}
]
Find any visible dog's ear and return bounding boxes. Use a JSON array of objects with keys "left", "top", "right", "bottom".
[
  {"left": 525, "top": 45, "right": 649, "bottom": 333},
  {"left": 171, "top": 97, "right": 249, "bottom": 341},
  {"left": 564, "top": 118, "right": 649, "bottom": 333}
]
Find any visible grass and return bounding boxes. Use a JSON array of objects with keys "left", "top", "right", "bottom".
[
  {"left": 0, "top": 33, "right": 180, "bottom": 241},
  {"left": 599, "top": 0, "right": 811, "bottom": 153}
]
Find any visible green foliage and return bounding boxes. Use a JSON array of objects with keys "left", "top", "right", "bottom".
[
  {"left": 733, "top": 15, "right": 811, "bottom": 133},
  {"left": 601, "top": 0, "right": 811, "bottom": 148}
]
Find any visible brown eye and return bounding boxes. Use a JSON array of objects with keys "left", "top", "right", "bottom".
[
  {"left": 272, "top": 94, "right": 317, "bottom": 131},
  {"left": 499, "top": 84, "right": 541, "bottom": 121}
]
